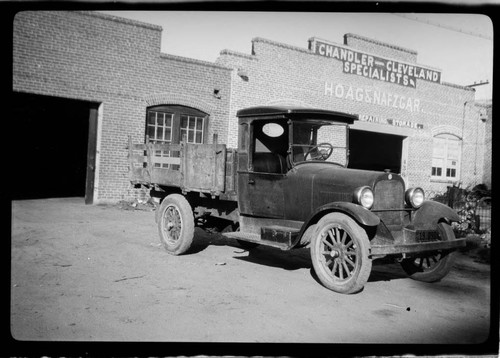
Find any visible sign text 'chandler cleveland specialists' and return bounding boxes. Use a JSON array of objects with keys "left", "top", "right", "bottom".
[{"left": 313, "top": 40, "right": 441, "bottom": 88}]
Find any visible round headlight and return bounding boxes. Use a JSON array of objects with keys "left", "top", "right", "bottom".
[
  {"left": 405, "top": 187, "right": 425, "bottom": 208},
  {"left": 354, "top": 186, "right": 374, "bottom": 209}
]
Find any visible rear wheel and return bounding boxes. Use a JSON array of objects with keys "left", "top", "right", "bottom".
[
  {"left": 157, "top": 194, "right": 194, "bottom": 255},
  {"left": 400, "top": 222, "right": 456, "bottom": 282},
  {"left": 311, "top": 213, "right": 372, "bottom": 294}
]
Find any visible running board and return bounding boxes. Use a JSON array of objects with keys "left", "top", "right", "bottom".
[{"left": 222, "top": 225, "right": 300, "bottom": 250}]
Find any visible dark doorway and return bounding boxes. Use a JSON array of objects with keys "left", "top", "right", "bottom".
[
  {"left": 348, "top": 129, "right": 404, "bottom": 173},
  {"left": 11, "top": 92, "right": 98, "bottom": 202}
]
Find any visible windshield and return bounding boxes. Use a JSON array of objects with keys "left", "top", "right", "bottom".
[{"left": 290, "top": 120, "right": 349, "bottom": 166}]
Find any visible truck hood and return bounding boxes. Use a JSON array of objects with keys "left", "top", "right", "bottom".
[
  {"left": 285, "top": 162, "right": 405, "bottom": 215},
  {"left": 292, "top": 162, "right": 395, "bottom": 187}
]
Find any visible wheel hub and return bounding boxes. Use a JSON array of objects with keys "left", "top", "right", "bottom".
[
  {"left": 330, "top": 243, "right": 348, "bottom": 260},
  {"left": 330, "top": 249, "right": 341, "bottom": 258}
]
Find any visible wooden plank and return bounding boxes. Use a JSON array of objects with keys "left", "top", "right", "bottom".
[
  {"left": 151, "top": 156, "right": 181, "bottom": 165},
  {"left": 131, "top": 143, "right": 183, "bottom": 151},
  {"left": 149, "top": 143, "right": 183, "bottom": 151},
  {"left": 131, "top": 143, "right": 147, "bottom": 150},
  {"left": 129, "top": 167, "right": 149, "bottom": 182},
  {"left": 131, "top": 156, "right": 181, "bottom": 165},
  {"left": 129, "top": 158, "right": 146, "bottom": 166},
  {"left": 130, "top": 167, "right": 182, "bottom": 187},
  {"left": 215, "top": 145, "right": 226, "bottom": 192},
  {"left": 149, "top": 168, "right": 182, "bottom": 186},
  {"left": 224, "top": 149, "right": 237, "bottom": 193},
  {"left": 182, "top": 143, "right": 226, "bottom": 194},
  {"left": 128, "top": 139, "right": 230, "bottom": 194}
]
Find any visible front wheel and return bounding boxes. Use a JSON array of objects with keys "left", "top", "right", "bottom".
[
  {"left": 400, "top": 222, "right": 456, "bottom": 282},
  {"left": 311, "top": 213, "right": 372, "bottom": 294},
  {"left": 157, "top": 194, "right": 195, "bottom": 255}
]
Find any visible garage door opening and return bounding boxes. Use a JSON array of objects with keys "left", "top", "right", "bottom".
[
  {"left": 348, "top": 129, "right": 404, "bottom": 173},
  {"left": 12, "top": 92, "right": 98, "bottom": 203}
]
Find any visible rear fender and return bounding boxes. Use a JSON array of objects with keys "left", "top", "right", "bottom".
[
  {"left": 296, "top": 202, "right": 380, "bottom": 246},
  {"left": 411, "top": 201, "right": 460, "bottom": 231}
]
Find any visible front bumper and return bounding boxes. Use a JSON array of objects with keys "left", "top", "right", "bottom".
[{"left": 370, "top": 237, "right": 466, "bottom": 256}]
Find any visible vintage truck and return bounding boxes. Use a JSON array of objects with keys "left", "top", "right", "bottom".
[{"left": 128, "top": 106, "right": 466, "bottom": 294}]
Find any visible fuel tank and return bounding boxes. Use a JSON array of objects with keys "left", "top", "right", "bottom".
[{"left": 284, "top": 162, "right": 405, "bottom": 222}]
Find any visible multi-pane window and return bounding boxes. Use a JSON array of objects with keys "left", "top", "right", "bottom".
[
  {"left": 147, "top": 111, "right": 174, "bottom": 168},
  {"left": 180, "top": 115, "right": 204, "bottom": 143},
  {"left": 431, "top": 134, "right": 460, "bottom": 180},
  {"left": 146, "top": 105, "right": 208, "bottom": 169},
  {"left": 147, "top": 111, "right": 173, "bottom": 144}
]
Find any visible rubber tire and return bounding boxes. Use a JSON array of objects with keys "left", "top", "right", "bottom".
[
  {"left": 311, "top": 213, "right": 372, "bottom": 294},
  {"left": 157, "top": 194, "right": 195, "bottom": 255},
  {"left": 400, "top": 222, "right": 456, "bottom": 283}
]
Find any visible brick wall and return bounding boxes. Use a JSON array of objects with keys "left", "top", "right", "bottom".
[
  {"left": 217, "top": 34, "right": 486, "bottom": 194},
  {"left": 476, "top": 100, "right": 492, "bottom": 189},
  {"left": 13, "top": 11, "right": 232, "bottom": 203},
  {"left": 13, "top": 12, "right": 489, "bottom": 201}
]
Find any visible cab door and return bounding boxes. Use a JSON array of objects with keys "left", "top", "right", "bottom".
[
  {"left": 238, "top": 170, "right": 286, "bottom": 219},
  {"left": 237, "top": 120, "right": 288, "bottom": 219}
]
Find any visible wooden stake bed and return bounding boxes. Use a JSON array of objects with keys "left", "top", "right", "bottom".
[{"left": 128, "top": 135, "right": 234, "bottom": 197}]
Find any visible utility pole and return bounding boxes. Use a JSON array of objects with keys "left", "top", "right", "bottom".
[{"left": 466, "top": 80, "right": 489, "bottom": 88}]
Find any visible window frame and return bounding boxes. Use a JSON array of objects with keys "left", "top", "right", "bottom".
[
  {"left": 146, "top": 105, "right": 208, "bottom": 144},
  {"left": 430, "top": 133, "right": 461, "bottom": 182},
  {"left": 145, "top": 105, "right": 208, "bottom": 169}
]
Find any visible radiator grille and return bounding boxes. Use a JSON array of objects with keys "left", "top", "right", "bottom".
[{"left": 373, "top": 179, "right": 404, "bottom": 226}]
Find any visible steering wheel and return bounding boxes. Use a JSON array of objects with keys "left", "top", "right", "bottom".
[{"left": 305, "top": 142, "right": 334, "bottom": 161}]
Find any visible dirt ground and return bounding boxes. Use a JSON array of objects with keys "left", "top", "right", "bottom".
[{"left": 10, "top": 198, "right": 493, "bottom": 351}]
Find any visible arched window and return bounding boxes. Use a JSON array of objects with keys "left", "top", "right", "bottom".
[
  {"left": 431, "top": 133, "right": 461, "bottom": 181},
  {"left": 146, "top": 105, "right": 208, "bottom": 144},
  {"left": 146, "top": 105, "right": 208, "bottom": 169}
]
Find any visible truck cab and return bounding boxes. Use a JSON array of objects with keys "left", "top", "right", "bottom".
[
  {"left": 131, "top": 106, "right": 466, "bottom": 294},
  {"left": 236, "top": 106, "right": 354, "bottom": 220}
]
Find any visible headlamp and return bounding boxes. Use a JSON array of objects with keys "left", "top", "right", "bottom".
[
  {"left": 405, "top": 187, "right": 425, "bottom": 208},
  {"left": 353, "top": 186, "right": 374, "bottom": 209}
]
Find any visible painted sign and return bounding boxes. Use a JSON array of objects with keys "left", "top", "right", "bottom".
[
  {"left": 314, "top": 39, "right": 441, "bottom": 88},
  {"left": 324, "top": 82, "right": 422, "bottom": 113},
  {"left": 359, "top": 114, "right": 424, "bottom": 130}
]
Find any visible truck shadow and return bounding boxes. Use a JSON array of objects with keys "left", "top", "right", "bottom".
[
  {"left": 186, "top": 228, "right": 238, "bottom": 254},
  {"left": 231, "top": 246, "right": 312, "bottom": 271},
  {"left": 368, "top": 259, "right": 409, "bottom": 282},
  {"left": 307, "top": 259, "right": 408, "bottom": 289},
  {"left": 188, "top": 229, "right": 414, "bottom": 282},
  {"left": 186, "top": 228, "right": 311, "bottom": 270}
]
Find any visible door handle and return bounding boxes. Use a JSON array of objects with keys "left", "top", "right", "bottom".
[{"left": 248, "top": 179, "right": 255, "bottom": 185}]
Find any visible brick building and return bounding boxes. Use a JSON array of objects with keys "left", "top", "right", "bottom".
[
  {"left": 13, "top": 11, "right": 231, "bottom": 203},
  {"left": 12, "top": 11, "right": 491, "bottom": 203},
  {"left": 216, "top": 35, "right": 491, "bottom": 196}
]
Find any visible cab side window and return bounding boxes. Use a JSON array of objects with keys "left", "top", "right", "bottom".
[{"left": 252, "top": 120, "right": 288, "bottom": 174}]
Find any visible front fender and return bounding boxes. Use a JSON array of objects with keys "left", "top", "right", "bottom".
[
  {"left": 412, "top": 200, "right": 460, "bottom": 231},
  {"left": 301, "top": 201, "right": 380, "bottom": 231},
  {"left": 294, "top": 202, "right": 380, "bottom": 248}
]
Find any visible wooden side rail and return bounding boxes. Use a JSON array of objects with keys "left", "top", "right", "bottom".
[{"left": 127, "top": 135, "right": 227, "bottom": 196}]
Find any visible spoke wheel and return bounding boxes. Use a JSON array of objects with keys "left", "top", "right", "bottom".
[
  {"left": 158, "top": 194, "right": 194, "bottom": 255},
  {"left": 311, "top": 213, "right": 371, "bottom": 294},
  {"left": 400, "top": 222, "right": 456, "bottom": 282}
]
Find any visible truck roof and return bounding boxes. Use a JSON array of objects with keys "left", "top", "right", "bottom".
[{"left": 236, "top": 106, "right": 358, "bottom": 124}]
